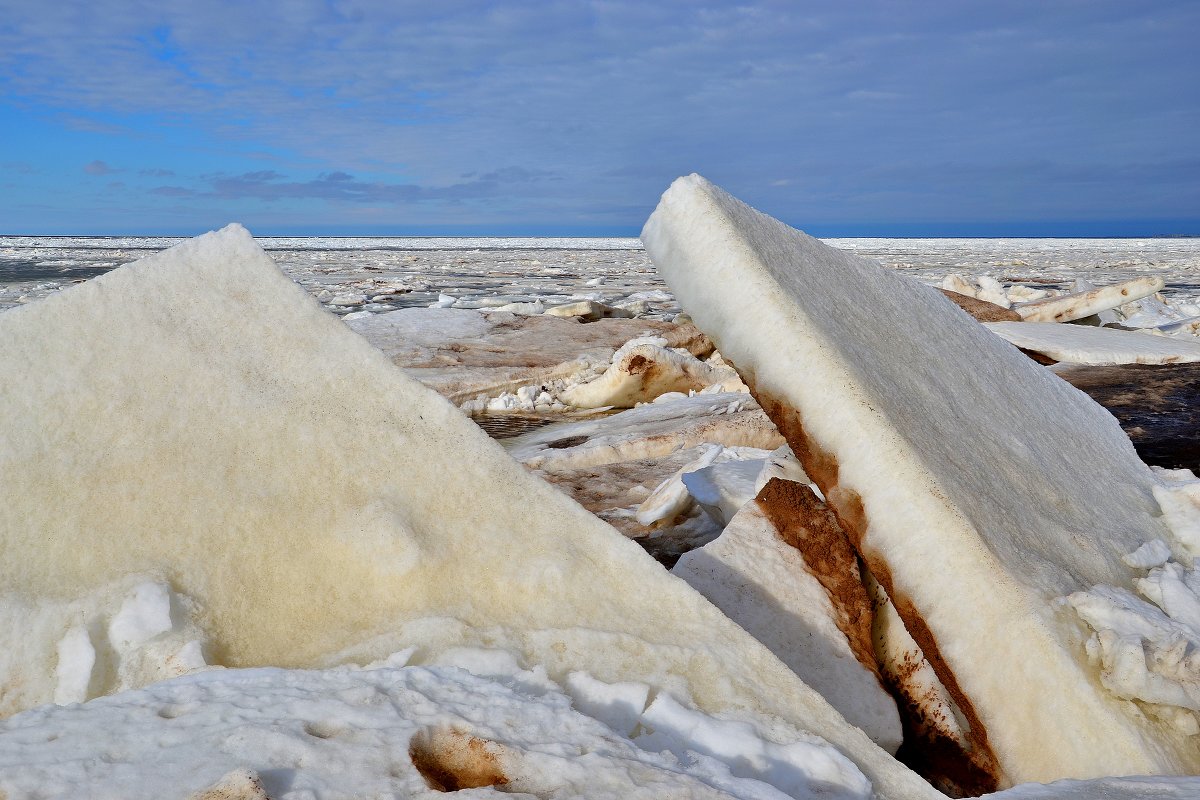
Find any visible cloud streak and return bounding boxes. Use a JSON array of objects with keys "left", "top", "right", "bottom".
[{"left": 0, "top": 0, "right": 1197, "bottom": 231}]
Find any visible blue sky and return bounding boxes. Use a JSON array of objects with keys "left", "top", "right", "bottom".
[{"left": 1, "top": 1, "right": 1197, "bottom": 235}]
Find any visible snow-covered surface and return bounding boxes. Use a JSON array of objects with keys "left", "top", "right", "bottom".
[
  {"left": 0, "top": 655, "right": 875, "bottom": 800},
  {"left": 983, "top": 776, "right": 1200, "bottom": 799},
  {"left": 986, "top": 321, "right": 1200, "bottom": 365},
  {"left": 673, "top": 500, "right": 902, "bottom": 752},
  {"left": 1013, "top": 277, "right": 1164, "bottom": 323},
  {"left": 642, "top": 175, "right": 1200, "bottom": 786},
  {"left": 864, "top": 571, "right": 971, "bottom": 754},
  {"left": 0, "top": 225, "right": 937, "bottom": 798}
]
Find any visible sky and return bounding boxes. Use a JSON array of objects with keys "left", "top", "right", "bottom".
[{"left": 1, "top": 0, "right": 1197, "bottom": 236}]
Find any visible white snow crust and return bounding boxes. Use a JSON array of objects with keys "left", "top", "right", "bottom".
[
  {"left": 0, "top": 225, "right": 934, "bottom": 798},
  {"left": 986, "top": 321, "right": 1200, "bottom": 365},
  {"left": 641, "top": 175, "right": 1200, "bottom": 785},
  {"left": 0, "top": 657, "right": 872, "bottom": 800}
]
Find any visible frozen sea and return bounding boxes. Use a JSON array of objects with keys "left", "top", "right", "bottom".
[{"left": 2, "top": 235, "right": 1198, "bottom": 316}]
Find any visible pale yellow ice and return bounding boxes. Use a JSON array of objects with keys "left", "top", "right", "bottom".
[{"left": 0, "top": 225, "right": 935, "bottom": 799}]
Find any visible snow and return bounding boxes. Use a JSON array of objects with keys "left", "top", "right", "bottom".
[
  {"left": 642, "top": 175, "right": 1199, "bottom": 786},
  {"left": 1066, "top": 538, "right": 1200, "bottom": 733},
  {"left": 0, "top": 225, "right": 934, "bottom": 799},
  {"left": 673, "top": 499, "right": 902, "bottom": 752},
  {"left": 985, "top": 321, "right": 1200, "bottom": 365},
  {"left": 1013, "top": 277, "right": 1164, "bottom": 323},
  {"left": 0, "top": 657, "right": 872, "bottom": 800},
  {"left": 983, "top": 775, "right": 1200, "bottom": 799},
  {"left": 1152, "top": 468, "right": 1200, "bottom": 555},
  {"left": 684, "top": 458, "right": 768, "bottom": 523}
]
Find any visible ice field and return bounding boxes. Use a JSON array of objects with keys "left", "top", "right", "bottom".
[{"left": 3, "top": 182, "right": 1200, "bottom": 799}]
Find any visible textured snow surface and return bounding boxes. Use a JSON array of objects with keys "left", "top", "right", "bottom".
[
  {"left": 0, "top": 225, "right": 934, "bottom": 798},
  {"left": 982, "top": 775, "right": 1200, "bottom": 798},
  {"left": 642, "top": 175, "right": 1199, "bottom": 786},
  {"left": 986, "top": 321, "right": 1200, "bottom": 365},
  {"left": 0, "top": 657, "right": 871, "bottom": 800}
]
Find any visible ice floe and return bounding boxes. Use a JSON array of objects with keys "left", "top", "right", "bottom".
[
  {"left": 642, "top": 174, "right": 1200, "bottom": 788},
  {"left": 1013, "top": 277, "right": 1165, "bottom": 323},
  {"left": 673, "top": 485, "right": 903, "bottom": 752},
  {"left": 561, "top": 337, "right": 743, "bottom": 408},
  {"left": 0, "top": 225, "right": 935, "bottom": 798},
  {"left": 986, "top": 321, "right": 1200, "bottom": 365}
]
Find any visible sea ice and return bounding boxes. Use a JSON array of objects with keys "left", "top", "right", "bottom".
[
  {"left": 642, "top": 175, "right": 1200, "bottom": 788},
  {"left": 0, "top": 225, "right": 933, "bottom": 798},
  {"left": 561, "top": 337, "right": 742, "bottom": 408},
  {"left": 986, "top": 321, "right": 1200, "bottom": 365},
  {"left": 1013, "top": 277, "right": 1164, "bottom": 323},
  {"left": 347, "top": 306, "right": 709, "bottom": 407},
  {"left": 673, "top": 490, "right": 902, "bottom": 751},
  {"left": 504, "top": 392, "right": 784, "bottom": 471}
]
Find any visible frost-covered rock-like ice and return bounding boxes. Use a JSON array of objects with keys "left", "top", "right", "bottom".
[
  {"left": 642, "top": 175, "right": 1200, "bottom": 787},
  {"left": 986, "top": 321, "right": 1200, "bottom": 365},
  {"left": 561, "top": 338, "right": 742, "bottom": 408},
  {"left": 0, "top": 225, "right": 934, "bottom": 799},
  {"left": 673, "top": 493, "right": 902, "bottom": 752},
  {"left": 1014, "top": 277, "right": 1164, "bottom": 323},
  {"left": 0, "top": 659, "right": 874, "bottom": 800}
]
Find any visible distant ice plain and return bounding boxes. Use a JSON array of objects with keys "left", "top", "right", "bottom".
[{"left": 2, "top": 236, "right": 1198, "bottom": 316}]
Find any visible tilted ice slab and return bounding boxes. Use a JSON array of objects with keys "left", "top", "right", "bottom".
[
  {"left": 642, "top": 176, "right": 1200, "bottom": 787},
  {"left": 673, "top": 486, "right": 902, "bottom": 752},
  {"left": 0, "top": 226, "right": 934, "bottom": 799},
  {"left": 986, "top": 321, "right": 1200, "bottom": 365},
  {"left": 1013, "top": 277, "right": 1164, "bottom": 323},
  {"left": 0, "top": 656, "right": 873, "bottom": 800}
]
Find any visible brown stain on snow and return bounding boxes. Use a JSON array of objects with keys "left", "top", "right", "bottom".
[
  {"left": 754, "top": 478, "right": 879, "bottom": 680},
  {"left": 749, "top": 384, "right": 1001, "bottom": 796},
  {"left": 409, "top": 728, "right": 510, "bottom": 792}
]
